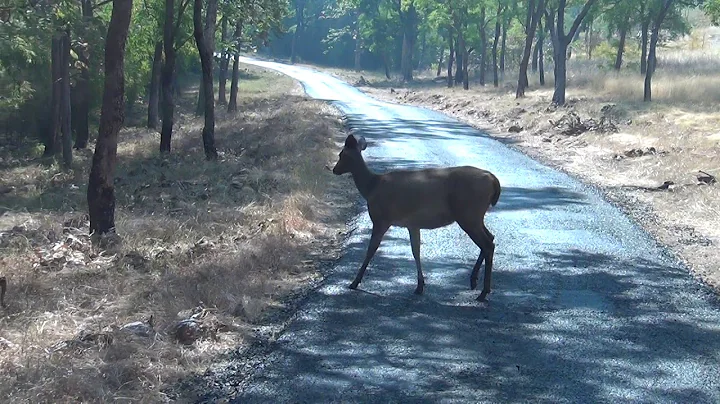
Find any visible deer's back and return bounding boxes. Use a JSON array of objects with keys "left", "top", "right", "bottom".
[{"left": 366, "top": 166, "right": 497, "bottom": 229}]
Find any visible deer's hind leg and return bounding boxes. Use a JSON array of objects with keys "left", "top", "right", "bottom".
[
  {"left": 470, "top": 224, "right": 494, "bottom": 290},
  {"left": 349, "top": 221, "right": 391, "bottom": 290},
  {"left": 458, "top": 219, "right": 495, "bottom": 302},
  {"left": 408, "top": 227, "right": 424, "bottom": 295}
]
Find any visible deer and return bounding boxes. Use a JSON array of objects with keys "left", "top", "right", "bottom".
[{"left": 332, "top": 134, "right": 501, "bottom": 302}]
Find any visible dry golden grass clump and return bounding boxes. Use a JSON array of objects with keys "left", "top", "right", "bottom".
[{"left": 0, "top": 65, "right": 355, "bottom": 402}]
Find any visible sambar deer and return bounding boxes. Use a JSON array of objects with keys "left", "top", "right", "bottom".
[{"left": 332, "top": 134, "right": 501, "bottom": 301}]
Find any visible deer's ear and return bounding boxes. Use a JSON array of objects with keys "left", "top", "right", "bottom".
[
  {"left": 344, "top": 134, "right": 357, "bottom": 149},
  {"left": 357, "top": 136, "right": 367, "bottom": 151}
]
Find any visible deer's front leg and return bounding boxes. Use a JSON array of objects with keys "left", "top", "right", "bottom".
[{"left": 349, "top": 222, "right": 390, "bottom": 290}]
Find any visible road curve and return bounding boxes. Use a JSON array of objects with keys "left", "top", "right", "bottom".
[{"left": 225, "top": 57, "right": 720, "bottom": 403}]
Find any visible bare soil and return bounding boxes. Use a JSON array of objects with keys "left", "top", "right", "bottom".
[
  {"left": 0, "top": 64, "right": 354, "bottom": 403},
  {"left": 325, "top": 61, "right": 720, "bottom": 295}
]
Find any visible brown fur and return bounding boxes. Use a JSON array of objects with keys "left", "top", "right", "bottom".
[{"left": 333, "top": 134, "right": 501, "bottom": 301}]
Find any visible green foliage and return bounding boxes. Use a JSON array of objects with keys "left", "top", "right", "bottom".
[{"left": 706, "top": 0, "right": 720, "bottom": 24}]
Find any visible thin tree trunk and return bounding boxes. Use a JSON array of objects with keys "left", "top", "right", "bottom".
[
  {"left": 73, "top": 0, "right": 93, "bottom": 149},
  {"left": 193, "top": 0, "right": 218, "bottom": 159},
  {"left": 400, "top": 3, "right": 417, "bottom": 82},
  {"left": 354, "top": 12, "right": 362, "bottom": 71},
  {"left": 60, "top": 30, "right": 72, "bottom": 169},
  {"left": 463, "top": 45, "right": 469, "bottom": 90},
  {"left": 47, "top": 34, "right": 62, "bottom": 156},
  {"left": 517, "top": 0, "right": 543, "bottom": 98},
  {"left": 614, "top": 23, "right": 627, "bottom": 70},
  {"left": 479, "top": 6, "right": 487, "bottom": 85},
  {"left": 147, "top": 40, "right": 163, "bottom": 128},
  {"left": 383, "top": 51, "right": 391, "bottom": 79},
  {"left": 436, "top": 43, "right": 444, "bottom": 76},
  {"left": 447, "top": 31, "right": 454, "bottom": 87},
  {"left": 645, "top": 0, "right": 673, "bottom": 102},
  {"left": 500, "top": 19, "right": 507, "bottom": 78},
  {"left": 454, "top": 34, "right": 463, "bottom": 84},
  {"left": 492, "top": 4, "right": 501, "bottom": 87},
  {"left": 218, "top": 17, "right": 229, "bottom": 105},
  {"left": 291, "top": 0, "right": 305, "bottom": 64},
  {"left": 160, "top": 0, "right": 181, "bottom": 153},
  {"left": 640, "top": 18, "right": 650, "bottom": 74},
  {"left": 88, "top": 0, "right": 133, "bottom": 235},
  {"left": 539, "top": 17, "right": 545, "bottom": 85},
  {"left": 195, "top": 79, "right": 204, "bottom": 116},
  {"left": 228, "top": 21, "right": 242, "bottom": 113}
]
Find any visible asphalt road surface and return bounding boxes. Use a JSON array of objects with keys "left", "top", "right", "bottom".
[{"left": 227, "top": 57, "right": 720, "bottom": 403}]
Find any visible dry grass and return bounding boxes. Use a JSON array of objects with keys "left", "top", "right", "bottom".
[
  {"left": 325, "top": 43, "right": 720, "bottom": 293},
  {"left": 0, "top": 64, "right": 354, "bottom": 403}
]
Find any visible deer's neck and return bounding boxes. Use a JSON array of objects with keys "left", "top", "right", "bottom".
[{"left": 351, "top": 159, "right": 379, "bottom": 200}]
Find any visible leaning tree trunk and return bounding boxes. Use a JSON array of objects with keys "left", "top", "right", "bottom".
[
  {"left": 147, "top": 40, "right": 163, "bottom": 128},
  {"left": 87, "top": 0, "right": 133, "bottom": 235},
  {"left": 218, "top": 17, "right": 229, "bottom": 105},
  {"left": 228, "top": 20, "right": 242, "bottom": 113},
  {"left": 60, "top": 30, "right": 72, "bottom": 169},
  {"left": 193, "top": 0, "right": 218, "bottom": 159},
  {"left": 73, "top": 0, "right": 93, "bottom": 149},
  {"left": 614, "top": 24, "right": 627, "bottom": 70},
  {"left": 160, "top": 0, "right": 177, "bottom": 153}
]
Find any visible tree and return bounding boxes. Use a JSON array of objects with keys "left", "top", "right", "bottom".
[
  {"left": 160, "top": 0, "right": 192, "bottom": 153},
  {"left": 72, "top": 0, "right": 95, "bottom": 149},
  {"left": 228, "top": 20, "right": 243, "bottom": 112},
  {"left": 193, "top": 0, "right": 219, "bottom": 159},
  {"left": 644, "top": 0, "right": 673, "bottom": 102},
  {"left": 147, "top": 40, "right": 163, "bottom": 128},
  {"left": 290, "top": 0, "right": 306, "bottom": 63},
  {"left": 398, "top": 0, "right": 418, "bottom": 82},
  {"left": 516, "top": 0, "right": 543, "bottom": 98},
  {"left": 491, "top": 1, "right": 502, "bottom": 87},
  {"left": 87, "top": 0, "right": 133, "bottom": 235},
  {"left": 546, "top": 0, "right": 598, "bottom": 105}
]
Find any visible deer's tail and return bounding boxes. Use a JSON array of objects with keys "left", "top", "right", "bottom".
[{"left": 490, "top": 175, "right": 501, "bottom": 207}]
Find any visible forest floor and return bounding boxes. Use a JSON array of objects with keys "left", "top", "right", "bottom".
[
  {"left": 317, "top": 41, "right": 720, "bottom": 297},
  {"left": 0, "top": 64, "right": 355, "bottom": 402}
]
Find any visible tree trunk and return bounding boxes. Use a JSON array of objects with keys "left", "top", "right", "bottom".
[
  {"left": 47, "top": 34, "right": 62, "bottom": 156},
  {"left": 354, "top": 14, "right": 362, "bottom": 71},
  {"left": 463, "top": 43, "right": 469, "bottom": 90},
  {"left": 60, "top": 30, "right": 72, "bottom": 169},
  {"left": 147, "top": 40, "right": 163, "bottom": 129},
  {"left": 228, "top": 21, "right": 242, "bottom": 113},
  {"left": 538, "top": 18, "right": 545, "bottom": 85},
  {"left": 87, "top": 0, "right": 133, "bottom": 236},
  {"left": 552, "top": 42, "right": 568, "bottom": 104},
  {"left": 640, "top": 18, "right": 650, "bottom": 75},
  {"left": 492, "top": 5, "right": 501, "bottom": 87},
  {"left": 500, "top": 19, "right": 507, "bottom": 78},
  {"left": 436, "top": 43, "right": 444, "bottom": 76},
  {"left": 517, "top": 0, "right": 543, "bottom": 98},
  {"left": 160, "top": 0, "right": 177, "bottom": 153},
  {"left": 218, "top": 17, "right": 229, "bottom": 105},
  {"left": 383, "top": 51, "right": 391, "bottom": 79},
  {"left": 193, "top": 0, "right": 218, "bottom": 159},
  {"left": 478, "top": 6, "right": 487, "bottom": 86},
  {"left": 645, "top": 0, "right": 673, "bottom": 102},
  {"left": 531, "top": 37, "right": 539, "bottom": 72},
  {"left": 454, "top": 34, "right": 463, "bottom": 84},
  {"left": 290, "top": 0, "right": 305, "bottom": 64},
  {"left": 614, "top": 24, "right": 627, "bottom": 70},
  {"left": 73, "top": 0, "right": 93, "bottom": 149},
  {"left": 195, "top": 79, "right": 204, "bottom": 116},
  {"left": 416, "top": 29, "right": 426, "bottom": 70},
  {"left": 447, "top": 31, "right": 454, "bottom": 88}
]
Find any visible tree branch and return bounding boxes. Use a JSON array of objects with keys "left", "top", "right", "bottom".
[
  {"left": 91, "top": 0, "right": 113, "bottom": 10},
  {"left": 566, "top": 0, "right": 598, "bottom": 41}
]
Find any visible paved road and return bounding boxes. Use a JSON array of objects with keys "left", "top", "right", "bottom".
[{"left": 228, "top": 57, "right": 720, "bottom": 403}]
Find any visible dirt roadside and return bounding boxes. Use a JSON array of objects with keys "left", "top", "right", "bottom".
[
  {"left": 322, "top": 67, "right": 720, "bottom": 296},
  {"left": 0, "top": 64, "right": 355, "bottom": 403}
]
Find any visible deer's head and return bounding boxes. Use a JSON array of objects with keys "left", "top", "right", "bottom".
[{"left": 332, "top": 134, "right": 367, "bottom": 175}]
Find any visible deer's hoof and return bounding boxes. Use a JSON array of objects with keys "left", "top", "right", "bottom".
[
  {"left": 413, "top": 286, "right": 424, "bottom": 295},
  {"left": 348, "top": 282, "right": 359, "bottom": 290},
  {"left": 476, "top": 290, "right": 490, "bottom": 302}
]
